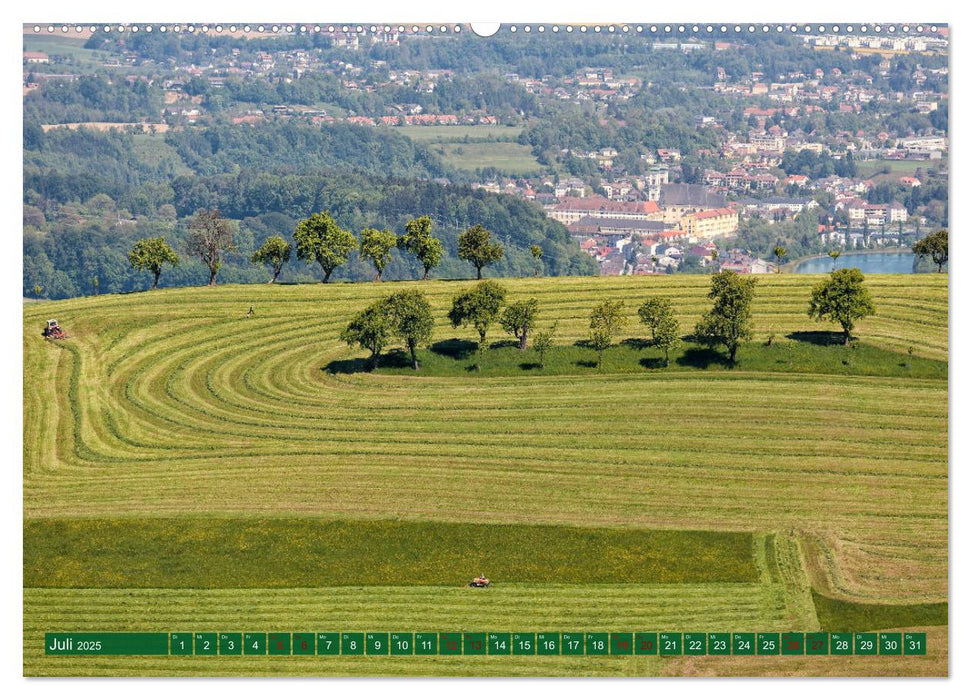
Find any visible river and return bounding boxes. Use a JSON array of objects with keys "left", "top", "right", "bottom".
[{"left": 793, "top": 251, "right": 922, "bottom": 274}]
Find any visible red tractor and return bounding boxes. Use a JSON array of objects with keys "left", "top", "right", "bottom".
[
  {"left": 468, "top": 574, "right": 491, "bottom": 588},
  {"left": 42, "top": 319, "right": 67, "bottom": 340}
]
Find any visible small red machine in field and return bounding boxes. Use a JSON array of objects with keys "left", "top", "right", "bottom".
[
  {"left": 42, "top": 319, "right": 68, "bottom": 340},
  {"left": 468, "top": 574, "right": 491, "bottom": 588}
]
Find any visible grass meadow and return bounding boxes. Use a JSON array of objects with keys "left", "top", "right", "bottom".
[{"left": 22, "top": 273, "right": 948, "bottom": 675}]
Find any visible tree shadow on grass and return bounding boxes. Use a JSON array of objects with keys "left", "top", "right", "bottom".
[
  {"left": 519, "top": 362, "right": 542, "bottom": 370},
  {"left": 324, "top": 349, "right": 412, "bottom": 374},
  {"left": 639, "top": 356, "right": 669, "bottom": 369},
  {"left": 489, "top": 339, "right": 519, "bottom": 350},
  {"left": 675, "top": 347, "right": 732, "bottom": 369},
  {"left": 430, "top": 338, "right": 477, "bottom": 360},
  {"left": 621, "top": 338, "right": 653, "bottom": 351},
  {"left": 576, "top": 359, "right": 598, "bottom": 368},
  {"left": 787, "top": 331, "right": 847, "bottom": 346}
]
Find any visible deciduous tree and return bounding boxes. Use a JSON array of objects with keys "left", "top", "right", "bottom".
[
  {"left": 187, "top": 209, "right": 235, "bottom": 286},
  {"left": 339, "top": 300, "right": 393, "bottom": 370},
  {"left": 359, "top": 228, "right": 397, "bottom": 281},
  {"left": 251, "top": 235, "right": 291, "bottom": 283},
  {"left": 807, "top": 267, "right": 876, "bottom": 345},
  {"left": 637, "top": 297, "right": 681, "bottom": 366},
  {"left": 294, "top": 212, "right": 356, "bottom": 283},
  {"left": 398, "top": 216, "right": 444, "bottom": 280},
  {"left": 913, "top": 230, "right": 948, "bottom": 272},
  {"left": 694, "top": 270, "right": 757, "bottom": 365},
  {"left": 385, "top": 289, "right": 434, "bottom": 370},
  {"left": 500, "top": 298, "right": 540, "bottom": 350},
  {"left": 589, "top": 299, "right": 629, "bottom": 369},
  {"left": 532, "top": 321, "right": 558, "bottom": 369},
  {"left": 128, "top": 236, "right": 179, "bottom": 289},
  {"left": 448, "top": 280, "right": 507, "bottom": 362},
  {"left": 458, "top": 224, "right": 504, "bottom": 279},
  {"left": 529, "top": 245, "right": 544, "bottom": 276}
]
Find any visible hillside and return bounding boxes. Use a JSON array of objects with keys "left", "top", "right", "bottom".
[{"left": 23, "top": 274, "right": 947, "bottom": 676}]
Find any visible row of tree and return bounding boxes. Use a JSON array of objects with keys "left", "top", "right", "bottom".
[
  {"left": 340, "top": 268, "right": 878, "bottom": 372},
  {"left": 128, "top": 209, "right": 544, "bottom": 288}
]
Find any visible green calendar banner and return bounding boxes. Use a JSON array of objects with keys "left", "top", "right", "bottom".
[
  {"left": 414, "top": 633, "right": 438, "bottom": 655},
  {"left": 831, "top": 632, "right": 853, "bottom": 656},
  {"left": 170, "top": 633, "right": 192, "bottom": 656},
  {"left": 782, "top": 632, "right": 804, "bottom": 655},
  {"left": 464, "top": 632, "right": 487, "bottom": 655},
  {"left": 904, "top": 632, "right": 926, "bottom": 656},
  {"left": 341, "top": 633, "right": 364, "bottom": 656},
  {"left": 513, "top": 632, "right": 535, "bottom": 655},
  {"left": 707, "top": 633, "right": 730, "bottom": 656},
  {"left": 879, "top": 632, "right": 902, "bottom": 655},
  {"left": 757, "top": 633, "right": 780, "bottom": 655},
  {"left": 610, "top": 632, "right": 633, "bottom": 655},
  {"left": 586, "top": 633, "right": 609, "bottom": 655},
  {"left": 806, "top": 632, "right": 828, "bottom": 655},
  {"left": 635, "top": 633, "right": 658, "bottom": 655},
  {"left": 855, "top": 633, "right": 878, "bottom": 656},
  {"left": 488, "top": 633, "right": 511, "bottom": 655},
  {"left": 293, "top": 633, "right": 315, "bottom": 655},
  {"left": 537, "top": 633, "right": 559, "bottom": 655},
  {"left": 268, "top": 633, "right": 290, "bottom": 656},
  {"left": 194, "top": 633, "right": 217, "bottom": 656},
  {"left": 440, "top": 633, "right": 462, "bottom": 655},
  {"left": 44, "top": 633, "right": 168, "bottom": 656},
  {"left": 219, "top": 633, "right": 242, "bottom": 656},
  {"left": 733, "top": 633, "right": 755, "bottom": 655},
  {"left": 366, "top": 632, "right": 389, "bottom": 656},
  {"left": 43, "top": 631, "right": 931, "bottom": 657},
  {"left": 244, "top": 633, "right": 266, "bottom": 655},
  {"left": 659, "top": 632, "right": 682, "bottom": 656},
  {"left": 316, "top": 633, "right": 339, "bottom": 655},
  {"left": 684, "top": 633, "right": 706, "bottom": 655},
  {"left": 561, "top": 633, "right": 584, "bottom": 656},
  {"left": 390, "top": 633, "right": 413, "bottom": 656}
]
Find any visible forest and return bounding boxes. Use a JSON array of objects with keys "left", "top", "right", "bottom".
[{"left": 24, "top": 122, "right": 594, "bottom": 298}]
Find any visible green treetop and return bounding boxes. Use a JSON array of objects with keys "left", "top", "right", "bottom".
[
  {"left": 294, "top": 212, "right": 356, "bottom": 283},
  {"left": 589, "top": 299, "right": 630, "bottom": 369},
  {"left": 128, "top": 236, "right": 179, "bottom": 289},
  {"left": 458, "top": 224, "right": 504, "bottom": 279},
  {"left": 637, "top": 297, "right": 681, "bottom": 366},
  {"left": 359, "top": 228, "right": 398, "bottom": 281},
  {"left": 913, "top": 230, "right": 948, "bottom": 272},
  {"left": 694, "top": 270, "right": 757, "bottom": 365},
  {"left": 500, "top": 297, "right": 540, "bottom": 350},
  {"left": 807, "top": 267, "right": 876, "bottom": 345},
  {"left": 385, "top": 289, "right": 435, "bottom": 371},
  {"left": 398, "top": 215, "right": 444, "bottom": 280},
  {"left": 339, "top": 299, "right": 393, "bottom": 370},
  {"left": 448, "top": 280, "right": 508, "bottom": 360},
  {"left": 251, "top": 235, "right": 292, "bottom": 283}
]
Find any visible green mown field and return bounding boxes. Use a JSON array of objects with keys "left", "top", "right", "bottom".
[{"left": 22, "top": 274, "right": 948, "bottom": 676}]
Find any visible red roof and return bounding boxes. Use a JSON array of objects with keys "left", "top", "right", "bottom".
[
  {"left": 554, "top": 196, "right": 659, "bottom": 214},
  {"left": 687, "top": 208, "right": 736, "bottom": 220}
]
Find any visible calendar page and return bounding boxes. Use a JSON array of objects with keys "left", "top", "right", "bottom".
[{"left": 21, "top": 18, "right": 949, "bottom": 679}]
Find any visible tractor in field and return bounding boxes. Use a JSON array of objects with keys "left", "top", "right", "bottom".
[
  {"left": 42, "top": 319, "right": 67, "bottom": 340},
  {"left": 468, "top": 574, "right": 491, "bottom": 588}
]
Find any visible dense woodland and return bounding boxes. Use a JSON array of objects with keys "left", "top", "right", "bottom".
[{"left": 24, "top": 124, "right": 594, "bottom": 298}]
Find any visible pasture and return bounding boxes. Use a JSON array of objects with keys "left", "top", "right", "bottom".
[
  {"left": 396, "top": 124, "right": 523, "bottom": 143},
  {"left": 432, "top": 141, "right": 544, "bottom": 174},
  {"left": 22, "top": 274, "right": 947, "bottom": 676}
]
